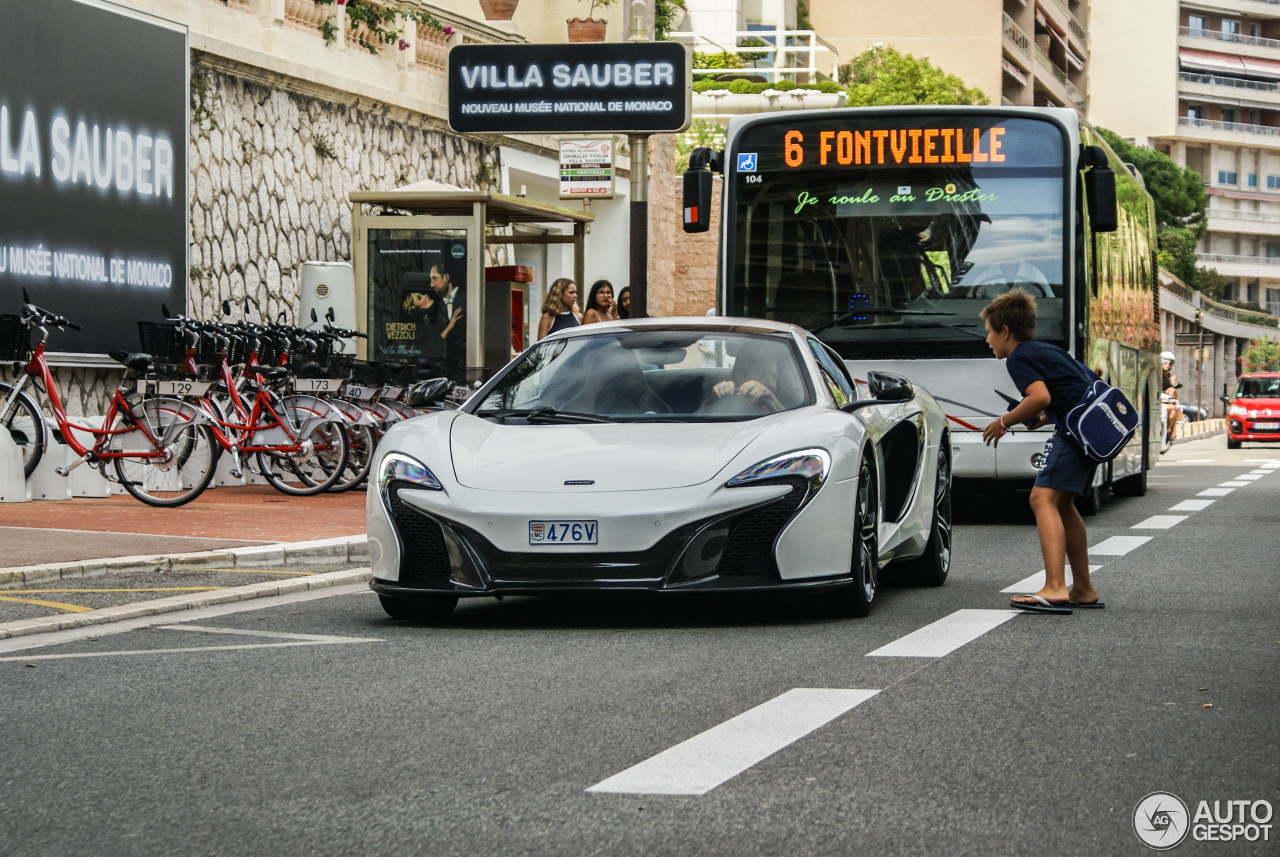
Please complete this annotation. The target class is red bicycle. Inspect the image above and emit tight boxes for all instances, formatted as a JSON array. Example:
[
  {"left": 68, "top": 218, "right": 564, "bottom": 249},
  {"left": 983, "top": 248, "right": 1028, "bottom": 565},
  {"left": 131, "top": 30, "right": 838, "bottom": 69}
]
[{"left": 0, "top": 291, "right": 217, "bottom": 507}]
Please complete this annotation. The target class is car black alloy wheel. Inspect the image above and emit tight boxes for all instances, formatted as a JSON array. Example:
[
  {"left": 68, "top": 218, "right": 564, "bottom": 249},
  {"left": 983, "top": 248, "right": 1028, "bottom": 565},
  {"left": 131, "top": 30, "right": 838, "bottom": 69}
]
[
  {"left": 904, "top": 445, "right": 951, "bottom": 586},
  {"left": 832, "top": 457, "right": 879, "bottom": 618},
  {"left": 378, "top": 593, "right": 458, "bottom": 621}
]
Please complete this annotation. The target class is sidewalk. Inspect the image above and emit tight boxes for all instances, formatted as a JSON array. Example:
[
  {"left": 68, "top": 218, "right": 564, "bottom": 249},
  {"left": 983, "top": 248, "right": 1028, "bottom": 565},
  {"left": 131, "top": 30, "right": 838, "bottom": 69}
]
[{"left": 0, "top": 485, "right": 372, "bottom": 639}]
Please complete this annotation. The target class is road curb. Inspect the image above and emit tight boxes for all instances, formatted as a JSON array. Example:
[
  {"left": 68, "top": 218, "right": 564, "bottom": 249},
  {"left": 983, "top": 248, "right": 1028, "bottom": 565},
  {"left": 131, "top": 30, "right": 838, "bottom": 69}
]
[
  {"left": 0, "top": 566, "right": 373, "bottom": 640},
  {"left": 1171, "top": 418, "right": 1225, "bottom": 445},
  {"left": 0, "top": 534, "right": 369, "bottom": 589}
]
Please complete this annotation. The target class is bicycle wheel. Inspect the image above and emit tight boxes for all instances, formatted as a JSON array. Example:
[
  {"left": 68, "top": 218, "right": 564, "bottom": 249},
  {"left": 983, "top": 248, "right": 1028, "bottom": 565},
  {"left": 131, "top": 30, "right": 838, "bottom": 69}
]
[
  {"left": 0, "top": 382, "right": 45, "bottom": 479},
  {"left": 113, "top": 397, "right": 217, "bottom": 507},
  {"left": 326, "top": 423, "right": 375, "bottom": 492},
  {"left": 255, "top": 404, "right": 349, "bottom": 496}
]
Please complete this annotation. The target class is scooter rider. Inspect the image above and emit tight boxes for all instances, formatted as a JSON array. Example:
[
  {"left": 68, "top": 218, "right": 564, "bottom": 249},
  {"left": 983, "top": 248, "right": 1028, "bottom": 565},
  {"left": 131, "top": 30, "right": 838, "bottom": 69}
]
[{"left": 1161, "top": 351, "right": 1181, "bottom": 442}]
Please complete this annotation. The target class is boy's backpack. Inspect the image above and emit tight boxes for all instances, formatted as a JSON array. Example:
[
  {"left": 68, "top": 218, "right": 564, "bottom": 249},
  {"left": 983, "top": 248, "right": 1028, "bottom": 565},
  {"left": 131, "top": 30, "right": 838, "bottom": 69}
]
[{"left": 1064, "top": 366, "right": 1139, "bottom": 463}]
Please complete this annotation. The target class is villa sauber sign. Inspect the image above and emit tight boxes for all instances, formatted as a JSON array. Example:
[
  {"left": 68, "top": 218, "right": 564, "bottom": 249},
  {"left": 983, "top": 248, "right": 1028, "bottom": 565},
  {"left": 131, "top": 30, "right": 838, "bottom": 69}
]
[{"left": 448, "top": 42, "right": 691, "bottom": 135}]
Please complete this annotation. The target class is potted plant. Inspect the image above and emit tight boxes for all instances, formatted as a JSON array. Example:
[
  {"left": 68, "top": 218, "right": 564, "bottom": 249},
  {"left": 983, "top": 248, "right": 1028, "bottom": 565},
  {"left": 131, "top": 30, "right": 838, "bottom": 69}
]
[
  {"left": 479, "top": 0, "right": 518, "bottom": 21},
  {"left": 568, "top": 0, "right": 612, "bottom": 42}
]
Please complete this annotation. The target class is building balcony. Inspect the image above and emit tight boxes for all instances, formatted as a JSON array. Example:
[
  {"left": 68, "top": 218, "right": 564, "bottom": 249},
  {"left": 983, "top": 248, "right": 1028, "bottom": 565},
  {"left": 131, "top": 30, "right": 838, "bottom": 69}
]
[
  {"left": 1003, "top": 12, "right": 1032, "bottom": 70},
  {"left": 692, "top": 89, "right": 846, "bottom": 124},
  {"left": 1179, "top": 71, "right": 1280, "bottom": 108},
  {"left": 1178, "top": 114, "right": 1280, "bottom": 144},
  {"left": 1181, "top": 0, "right": 1280, "bottom": 20},
  {"left": 1179, "top": 26, "right": 1280, "bottom": 62},
  {"left": 1040, "top": 0, "right": 1088, "bottom": 55},
  {"left": 1209, "top": 207, "right": 1280, "bottom": 236},
  {"left": 1198, "top": 251, "right": 1280, "bottom": 279},
  {"left": 671, "top": 29, "right": 840, "bottom": 84}
]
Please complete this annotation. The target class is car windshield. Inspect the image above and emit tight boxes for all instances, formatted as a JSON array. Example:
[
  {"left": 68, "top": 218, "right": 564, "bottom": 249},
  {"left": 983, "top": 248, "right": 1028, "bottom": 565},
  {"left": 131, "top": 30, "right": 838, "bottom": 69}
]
[
  {"left": 471, "top": 329, "right": 813, "bottom": 422},
  {"left": 1234, "top": 377, "right": 1280, "bottom": 398}
]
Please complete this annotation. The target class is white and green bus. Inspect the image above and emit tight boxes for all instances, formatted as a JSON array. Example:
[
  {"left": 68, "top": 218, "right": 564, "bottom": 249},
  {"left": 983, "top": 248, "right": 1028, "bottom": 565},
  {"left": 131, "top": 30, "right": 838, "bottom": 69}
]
[{"left": 683, "top": 106, "right": 1161, "bottom": 508}]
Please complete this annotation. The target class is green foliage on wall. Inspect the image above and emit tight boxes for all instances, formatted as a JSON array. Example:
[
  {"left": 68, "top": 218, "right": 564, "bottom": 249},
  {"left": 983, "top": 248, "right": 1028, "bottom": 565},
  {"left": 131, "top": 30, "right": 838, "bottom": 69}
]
[{"left": 838, "top": 45, "right": 989, "bottom": 107}]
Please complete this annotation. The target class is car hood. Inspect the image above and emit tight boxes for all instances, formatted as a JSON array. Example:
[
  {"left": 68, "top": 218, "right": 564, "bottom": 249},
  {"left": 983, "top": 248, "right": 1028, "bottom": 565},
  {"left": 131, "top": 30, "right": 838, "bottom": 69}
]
[
  {"left": 449, "top": 414, "right": 777, "bottom": 491},
  {"left": 1234, "top": 398, "right": 1280, "bottom": 413}
]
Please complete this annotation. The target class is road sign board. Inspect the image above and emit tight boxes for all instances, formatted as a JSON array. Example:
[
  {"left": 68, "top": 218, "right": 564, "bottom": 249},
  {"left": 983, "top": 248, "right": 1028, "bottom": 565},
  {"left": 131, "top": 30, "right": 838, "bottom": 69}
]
[{"left": 1174, "top": 332, "right": 1203, "bottom": 346}]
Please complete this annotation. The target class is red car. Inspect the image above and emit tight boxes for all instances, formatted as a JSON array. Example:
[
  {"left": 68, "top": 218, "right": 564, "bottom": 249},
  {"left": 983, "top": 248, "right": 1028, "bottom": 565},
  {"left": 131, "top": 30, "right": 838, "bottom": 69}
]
[{"left": 1225, "top": 373, "right": 1280, "bottom": 449}]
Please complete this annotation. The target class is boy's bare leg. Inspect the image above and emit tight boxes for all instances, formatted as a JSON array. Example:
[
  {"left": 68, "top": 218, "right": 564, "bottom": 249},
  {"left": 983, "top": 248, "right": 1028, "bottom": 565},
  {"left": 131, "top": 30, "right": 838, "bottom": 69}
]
[
  {"left": 1057, "top": 492, "right": 1099, "bottom": 604},
  {"left": 1023, "top": 486, "right": 1071, "bottom": 604}
]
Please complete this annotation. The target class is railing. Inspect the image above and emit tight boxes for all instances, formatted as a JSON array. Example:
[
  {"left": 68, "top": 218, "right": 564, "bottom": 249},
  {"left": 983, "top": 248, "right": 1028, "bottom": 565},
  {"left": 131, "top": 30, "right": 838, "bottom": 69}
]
[
  {"left": 1180, "top": 25, "right": 1280, "bottom": 51},
  {"left": 1210, "top": 208, "right": 1280, "bottom": 223},
  {"left": 1199, "top": 252, "right": 1280, "bottom": 267},
  {"left": 1044, "top": 0, "right": 1087, "bottom": 45},
  {"left": 1165, "top": 269, "right": 1280, "bottom": 327},
  {"left": 1179, "top": 70, "right": 1280, "bottom": 93},
  {"left": 1067, "top": 79, "right": 1086, "bottom": 108},
  {"left": 1035, "top": 45, "right": 1067, "bottom": 84},
  {"left": 1003, "top": 12, "right": 1030, "bottom": 57},
  {"left": 1180, "top": 115, "right": 1280, "bottom": 136},
  {"left": 671, "top": 29, "right": 840, "bottom": 82},
  {"left": 1001, "top": 95, "right": 1016, "bottom": 105}
]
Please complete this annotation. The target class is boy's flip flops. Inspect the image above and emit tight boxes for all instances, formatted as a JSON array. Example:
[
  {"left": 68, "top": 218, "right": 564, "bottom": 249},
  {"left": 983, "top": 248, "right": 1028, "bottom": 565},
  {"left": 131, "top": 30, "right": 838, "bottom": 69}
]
[
  {"left": 1068, "top": 599, "right": 1106, "bottom": 609},
  {"left": 1010, "top": 594, "right": 1073, "bottom": 614}
]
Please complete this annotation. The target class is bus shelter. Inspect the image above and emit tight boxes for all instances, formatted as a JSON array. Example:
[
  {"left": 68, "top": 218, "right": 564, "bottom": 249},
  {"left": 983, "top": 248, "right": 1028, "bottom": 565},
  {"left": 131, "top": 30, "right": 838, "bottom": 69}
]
[{"left": 349, "top": 182, "right": 594, "bottom": 382}]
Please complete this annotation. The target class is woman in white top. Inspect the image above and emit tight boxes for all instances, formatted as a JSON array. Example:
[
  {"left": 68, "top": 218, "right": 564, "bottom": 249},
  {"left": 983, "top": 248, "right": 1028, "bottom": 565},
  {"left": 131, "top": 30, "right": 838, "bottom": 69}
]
[{"left": 537, "top": 278, "right": 582, "bottom": 340}]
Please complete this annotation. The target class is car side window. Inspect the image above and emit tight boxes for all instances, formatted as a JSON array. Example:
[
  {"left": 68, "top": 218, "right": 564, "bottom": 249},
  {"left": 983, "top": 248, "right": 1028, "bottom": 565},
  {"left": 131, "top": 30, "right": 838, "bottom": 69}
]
[{"left": 807, "top": 338, "right": 857, "bottom": 405}]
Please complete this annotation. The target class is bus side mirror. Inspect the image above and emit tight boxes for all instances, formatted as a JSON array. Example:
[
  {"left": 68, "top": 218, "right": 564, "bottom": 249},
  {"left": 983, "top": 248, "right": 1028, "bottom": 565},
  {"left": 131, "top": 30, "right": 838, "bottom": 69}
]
[
  {"left": 682, "top": 147, "right": 723, "bottom": 234},
  {"left": 1081, "top": 145, "right": 1118, "bottom": 233}
]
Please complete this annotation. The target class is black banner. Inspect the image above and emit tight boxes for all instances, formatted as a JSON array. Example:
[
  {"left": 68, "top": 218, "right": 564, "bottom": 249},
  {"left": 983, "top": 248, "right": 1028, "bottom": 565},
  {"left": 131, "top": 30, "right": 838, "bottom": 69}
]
[
  {"left": 0, "top": 0, "right": 188, "bottom": 355},
  {"left": 448, "top": 42, "right": 690, "bottom": 135}
]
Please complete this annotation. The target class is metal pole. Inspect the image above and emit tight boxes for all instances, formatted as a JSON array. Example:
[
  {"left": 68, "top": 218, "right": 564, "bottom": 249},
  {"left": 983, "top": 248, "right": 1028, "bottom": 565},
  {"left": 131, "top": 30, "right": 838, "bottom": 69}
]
[{"left": 629, "top": 134, "right": 649, "bottom": 318}]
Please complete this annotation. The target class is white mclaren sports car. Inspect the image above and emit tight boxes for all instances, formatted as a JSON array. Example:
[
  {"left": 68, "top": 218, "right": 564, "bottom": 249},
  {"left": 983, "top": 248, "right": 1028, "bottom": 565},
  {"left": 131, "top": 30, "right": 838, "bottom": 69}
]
[{"left": 367, "top": 318, "right": 952, "bottom": 620}]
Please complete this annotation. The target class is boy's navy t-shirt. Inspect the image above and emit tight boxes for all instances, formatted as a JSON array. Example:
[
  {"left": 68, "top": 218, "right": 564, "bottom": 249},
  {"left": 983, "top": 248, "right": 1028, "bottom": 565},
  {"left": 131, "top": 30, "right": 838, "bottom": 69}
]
[{"left": 1004, "top": 339, "right": 1089, "bottom": 422}]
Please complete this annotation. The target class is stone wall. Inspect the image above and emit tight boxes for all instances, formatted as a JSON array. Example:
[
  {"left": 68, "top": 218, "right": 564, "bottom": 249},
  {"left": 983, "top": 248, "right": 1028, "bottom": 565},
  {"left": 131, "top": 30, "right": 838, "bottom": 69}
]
[{"left": 648, "top": 139, "right": 720, "bottom": 318}]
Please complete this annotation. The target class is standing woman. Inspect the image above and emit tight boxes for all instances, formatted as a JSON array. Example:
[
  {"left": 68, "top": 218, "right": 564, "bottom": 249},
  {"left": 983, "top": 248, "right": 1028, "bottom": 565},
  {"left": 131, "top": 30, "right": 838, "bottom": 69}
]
[
  {"left": 537, "top": 278, "right": 582, "bottom": 340},
  {"left": 582, "top": 279, "right": 619, "bottom": 324},
  {"left": 616, "top": 286, "right": 632, "bottom": 319}
]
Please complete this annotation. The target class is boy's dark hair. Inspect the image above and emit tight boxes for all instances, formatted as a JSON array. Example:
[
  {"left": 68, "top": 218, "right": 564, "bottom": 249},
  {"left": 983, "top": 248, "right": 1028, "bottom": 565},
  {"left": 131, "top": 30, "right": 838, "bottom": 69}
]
[{"left": 980, "top": 289, "right": 1037, "bottom": 341}]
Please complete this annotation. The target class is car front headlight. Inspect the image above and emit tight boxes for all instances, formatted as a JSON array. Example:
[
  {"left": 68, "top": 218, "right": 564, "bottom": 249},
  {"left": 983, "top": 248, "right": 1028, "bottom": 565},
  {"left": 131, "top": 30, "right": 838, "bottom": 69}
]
[
  {"left": 727, "top": 448, "right": 831, "bottom": 489},
  {"left": 1228, "top": 404, "right": 1247, "bottom": 418},
  {"left": 377, "top": 452, "right": 443, "bottom": 491}
]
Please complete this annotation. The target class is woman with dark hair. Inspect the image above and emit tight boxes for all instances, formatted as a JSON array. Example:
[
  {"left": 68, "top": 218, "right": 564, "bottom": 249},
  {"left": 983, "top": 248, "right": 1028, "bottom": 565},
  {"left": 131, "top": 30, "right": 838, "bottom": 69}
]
[
  {"left": 582, "top": 279, "right": 619, "bottom": 324},
  {"left": 616, "top": 285, "right": 631, "bottom": 320}
]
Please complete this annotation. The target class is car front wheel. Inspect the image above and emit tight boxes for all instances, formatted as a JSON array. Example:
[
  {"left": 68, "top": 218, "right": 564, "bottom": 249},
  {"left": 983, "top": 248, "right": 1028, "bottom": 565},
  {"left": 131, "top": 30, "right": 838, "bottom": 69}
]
[
  {"left": 830, "top": 458, "right": 879, "bottom": 618},
  {"left": 902, "top": 446, "right": 951, "bottom": 586}
]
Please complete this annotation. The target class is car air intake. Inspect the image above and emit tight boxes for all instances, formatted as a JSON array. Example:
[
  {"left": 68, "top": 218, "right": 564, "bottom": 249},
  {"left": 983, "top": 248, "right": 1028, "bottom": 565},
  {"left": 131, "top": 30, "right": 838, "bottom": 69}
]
[{"left": 386, "top": 481, "right": 452, "bottom": 584}]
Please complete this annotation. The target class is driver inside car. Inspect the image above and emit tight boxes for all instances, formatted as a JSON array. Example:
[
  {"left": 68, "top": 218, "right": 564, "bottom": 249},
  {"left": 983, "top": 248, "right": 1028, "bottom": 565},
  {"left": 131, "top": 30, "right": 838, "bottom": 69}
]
[{"left": 712, "top": 349, "right": 785, "bottom": 413}]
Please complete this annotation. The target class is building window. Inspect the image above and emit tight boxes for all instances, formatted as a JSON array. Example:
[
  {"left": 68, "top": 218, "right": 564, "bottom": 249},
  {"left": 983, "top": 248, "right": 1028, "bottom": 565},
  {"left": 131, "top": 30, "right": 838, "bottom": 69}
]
[
  {"left": 1219, "top": 170, "right": 1238, "bottom": 185},
  {"left": 1250, "top": 109, "right": 1262, "bottom": 125},
  {"left": 1223, "top": 19, "right": 1241, "bottom": 41},
  {"left": 1265, "top": 241, "right": 1280, "bottom": 258},
  {"left": 1188, "top": 15, "right": 1206, "bottom": 33},
  {"left": 1267, "top": 175, "right": 1280, "bottom": 189},
  {"left": 1249, "top": 173, "right": 1258, "bottom": 187},
  {"left": 1187, "top": 105, "right": 1201, "bottom": 120},
  {"left": 1251, "top": 23, "right": 1262, "bottom": 39},
  {"left": 1222, "top": 108, "right": 1237, "bottom": 124}
]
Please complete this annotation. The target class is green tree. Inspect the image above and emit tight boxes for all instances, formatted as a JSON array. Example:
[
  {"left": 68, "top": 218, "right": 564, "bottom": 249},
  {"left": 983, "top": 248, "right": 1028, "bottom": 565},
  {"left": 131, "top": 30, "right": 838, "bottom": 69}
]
[
  {"left": 1096, "top": 128, "right": 1207, "bottom": 238},
  {"left": 1243, "top": 336, "right": 1280, "bottom": 372},
  {"left": 838, "top": 45, "right": 989, "bottom": 106},
  {"left": 1156, "top": 226, "right": 1200, "bottom": 286}
]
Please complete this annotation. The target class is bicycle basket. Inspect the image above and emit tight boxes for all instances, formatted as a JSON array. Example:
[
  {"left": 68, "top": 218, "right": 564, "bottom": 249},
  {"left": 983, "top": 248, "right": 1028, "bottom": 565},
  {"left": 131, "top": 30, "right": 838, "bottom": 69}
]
[
  {"left": 0, "top": 315, "right": 30, "bottom": 362},
  {"left": 137, "top": 321, "right": 188, "bottom": 363}
]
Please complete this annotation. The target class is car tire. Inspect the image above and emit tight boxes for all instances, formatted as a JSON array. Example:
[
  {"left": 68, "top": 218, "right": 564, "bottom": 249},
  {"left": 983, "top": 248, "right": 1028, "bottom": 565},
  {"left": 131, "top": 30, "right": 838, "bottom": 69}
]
[
  {"left": 830, "top": 458, "right": 879, "bottom": 618},
  {"left": 901, "top": 445, "right": 951, "bottom": 587},
  {"left": 1075, "top": 481, "right": 1103, "bottom": 517},
  {"left": 1112, "top": 411, "right": 1149, "bottom": 497},
  {"left": 378, "top": 593, "right": 458, "bottom": 621},
  {"left": 1227, "top": 437, "right": 1241, "bottom": 450}
]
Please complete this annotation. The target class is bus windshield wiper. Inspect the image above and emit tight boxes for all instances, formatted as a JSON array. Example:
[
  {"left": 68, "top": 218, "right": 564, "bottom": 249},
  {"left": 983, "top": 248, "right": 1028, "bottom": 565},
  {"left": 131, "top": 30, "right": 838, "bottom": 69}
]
[
  {"left": 476, "top": 406, "right": 613, "bottom": 424},
  {"left": 810, "top": 308, "right": 957, "bottom": 334}
]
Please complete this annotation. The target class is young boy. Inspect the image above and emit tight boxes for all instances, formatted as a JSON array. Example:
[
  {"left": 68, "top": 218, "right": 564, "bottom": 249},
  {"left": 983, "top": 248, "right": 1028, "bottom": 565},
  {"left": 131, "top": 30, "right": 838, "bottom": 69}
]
[{"left": 979, "top": 290, "right": 1104, "bottom": 614}]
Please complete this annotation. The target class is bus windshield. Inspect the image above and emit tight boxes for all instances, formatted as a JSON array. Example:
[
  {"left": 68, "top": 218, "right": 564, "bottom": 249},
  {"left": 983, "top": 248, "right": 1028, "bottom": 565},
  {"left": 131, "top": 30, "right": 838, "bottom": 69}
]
[{"left": 725, "top": 114, "right": 1069, "bottom": 359}]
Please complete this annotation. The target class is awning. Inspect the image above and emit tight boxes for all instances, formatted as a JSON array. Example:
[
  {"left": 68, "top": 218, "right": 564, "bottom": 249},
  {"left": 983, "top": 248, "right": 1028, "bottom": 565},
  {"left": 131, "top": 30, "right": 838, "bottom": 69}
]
[
  {"left": 1066, "top": 47, "right": 1085, "bottom": 72},
  {"left": 1241, "top": 55, "right": 1280, "bottom": 81},
  {"left": 1035, "top": 8, "right": 1047, "bottom": 27},
  {"left": 1002, "top": 59, "right": 1028, "bottom": 86},
  {"left": 1179, "top": 48, "right": 1246, "bottom": 74}
]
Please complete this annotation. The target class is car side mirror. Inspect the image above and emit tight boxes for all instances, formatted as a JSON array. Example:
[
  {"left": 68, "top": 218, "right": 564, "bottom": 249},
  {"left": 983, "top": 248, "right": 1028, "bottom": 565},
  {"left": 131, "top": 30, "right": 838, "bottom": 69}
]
[
  {"left": 1220, "top": 395, "right": 1231, "bottom": 404},
  {"left": 222, "top": 299, "right": 231, "bottom": 317},
  {"left": 311, "top": 308, "right": 318, "bottom": 323},
  {"left": 327, "top": 307, "right": 336, "bottom": 322},
  {"left": 682, "top": 147, "right": 723, "bottom": 234},
  {"left": 867, "top": 370, "right": 914, "bottom": 402}
]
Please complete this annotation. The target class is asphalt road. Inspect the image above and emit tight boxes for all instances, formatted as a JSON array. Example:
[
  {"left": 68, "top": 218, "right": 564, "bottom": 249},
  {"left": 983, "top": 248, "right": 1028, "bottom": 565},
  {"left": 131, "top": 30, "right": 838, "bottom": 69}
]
[{"left": 1, "top": 438, "right": 1277, "bottom": 857}]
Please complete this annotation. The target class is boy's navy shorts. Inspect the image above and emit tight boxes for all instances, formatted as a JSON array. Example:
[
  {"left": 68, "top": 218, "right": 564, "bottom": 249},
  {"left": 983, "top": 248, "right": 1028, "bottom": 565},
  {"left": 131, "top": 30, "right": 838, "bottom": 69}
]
[{"left": 1034, "top": 429, "right": 1097, "bottom": 496}]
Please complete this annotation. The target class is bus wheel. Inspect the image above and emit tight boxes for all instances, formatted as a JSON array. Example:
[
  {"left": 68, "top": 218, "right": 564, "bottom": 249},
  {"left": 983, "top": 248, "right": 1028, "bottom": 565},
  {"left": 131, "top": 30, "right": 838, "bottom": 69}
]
[
  {"left": 1113, "top": 413, "right": 1149, "bottom": 497},
  {"left": 1075, "top": 482, "right": 1103, "bottom": 517}
]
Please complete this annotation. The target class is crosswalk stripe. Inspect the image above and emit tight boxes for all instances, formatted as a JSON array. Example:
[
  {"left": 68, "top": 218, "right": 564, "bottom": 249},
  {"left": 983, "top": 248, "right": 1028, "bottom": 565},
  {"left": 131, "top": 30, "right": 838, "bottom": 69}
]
[
  {"left": 1235, "top": 474, "right": 1264, "bottom": 481},
  {"left": 1001, "top": 565, "right": 1102, "bottom": 594},
  {"left": 866, "top": 609, "right": 1018, "bottom": 658},
  {"left": 1198, "top": 488, "right": 1235, "bottom": 497},
  {"left": 1089, "top": 535, "right": 1152, "bottom": 555},
  {"left": 586, "top": 688, "right": 879, "bottom": 795},
  {"left": 1169, "top": 499, "right": 1215, "bottom": 512},
  {"left": 1219, "top": 481, "right": 1250, "bottom": 487},
  {"left": 1133, "top": 515, "right": 1188, "bottom": 529}
]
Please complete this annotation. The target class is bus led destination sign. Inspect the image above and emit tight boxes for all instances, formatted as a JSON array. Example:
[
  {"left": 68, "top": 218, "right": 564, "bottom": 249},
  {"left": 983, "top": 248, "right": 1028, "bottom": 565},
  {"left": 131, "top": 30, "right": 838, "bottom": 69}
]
[
  {"left": 782, "top": 126, "right": 1007, "bottom": 168},
  {"left": 448, "top": 42, "right": 691, "bottom": 135}
]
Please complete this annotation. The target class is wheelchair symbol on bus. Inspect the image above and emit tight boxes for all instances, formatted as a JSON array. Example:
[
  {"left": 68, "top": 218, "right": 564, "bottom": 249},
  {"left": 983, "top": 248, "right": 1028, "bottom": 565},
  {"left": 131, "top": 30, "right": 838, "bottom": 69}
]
[{"left": 737, "top": 153, "right": 757, "bottom": 172}]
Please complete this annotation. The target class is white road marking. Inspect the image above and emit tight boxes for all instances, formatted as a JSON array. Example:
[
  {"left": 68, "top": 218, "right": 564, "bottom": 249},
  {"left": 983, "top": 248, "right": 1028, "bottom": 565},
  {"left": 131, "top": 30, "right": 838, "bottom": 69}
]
[
  {"left": 0, "top": 637, "right": 379, "bottom": 663},
  {"left": 1157, "top": 459, "right": 1215, "bottom": 465},
  {"left": 586, "top": 688, "right": 879, "bottom": 796},
  {"left": 1235, "top": 474, "right": 1264, "bottom": 481},
  {"left": 1132, "top": 516, "right": 1188, "bottom": 530},
  {"left": 1248, "top": 470, "right": 1272, "bottom": 476},
  {"left": 866, "top": 609, "right": 1019, "bottom": 658},
  {"left": 1198, "top": 488, "right": 1235, "bottom": 497},
  {"left": 1169, "top": 499, "right": 1215, "bottom": 512},
  {"left": 1089, "top": 536, "right": 1152, "bottom": 555},
  {"left": 157, "top": 624, "right": 366, "bottom": 644},
  {"left": 1001, "top": 565, "right": 1102, "bottom": 594},
  {"left": 0, "top": 583, "right": 372, "bottom": 656},
  {"left": 1219, "top": 481, "right": 1250, "bottom": 487}
]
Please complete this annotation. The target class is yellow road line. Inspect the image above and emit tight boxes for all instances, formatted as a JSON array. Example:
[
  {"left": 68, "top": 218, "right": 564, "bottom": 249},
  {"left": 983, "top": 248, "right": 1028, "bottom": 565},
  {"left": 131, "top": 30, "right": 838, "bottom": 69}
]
[
  {"left": 0, "top": 595, "right": 93, "bottom": 613},
  {"left": 14, "top": 588, "right": 225, "bottom": 594},
  {"left": 181, "top": 568, "right": 318, "bottom": 576}
]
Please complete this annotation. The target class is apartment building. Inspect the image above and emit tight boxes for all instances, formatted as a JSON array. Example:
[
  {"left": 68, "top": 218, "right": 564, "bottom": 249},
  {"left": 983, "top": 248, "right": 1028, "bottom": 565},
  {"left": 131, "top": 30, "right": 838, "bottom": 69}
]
[
  {"left": 805, "top": 0, "right": 1089, "bottom": 113},
  {"left": 1092, "top": 0, "right": 1280, "bottom": 315}
]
